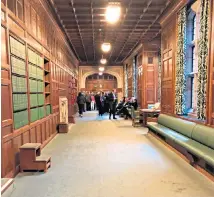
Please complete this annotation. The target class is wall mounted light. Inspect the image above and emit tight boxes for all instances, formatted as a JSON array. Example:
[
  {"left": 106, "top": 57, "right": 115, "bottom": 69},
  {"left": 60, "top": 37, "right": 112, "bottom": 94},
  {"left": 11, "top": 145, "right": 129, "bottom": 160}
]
[
  {"left": 101, "top": 43, "right": 111, "bottom": 53},
  {"left": 105, "top": 2, "right": 121, "bottom": 24}
]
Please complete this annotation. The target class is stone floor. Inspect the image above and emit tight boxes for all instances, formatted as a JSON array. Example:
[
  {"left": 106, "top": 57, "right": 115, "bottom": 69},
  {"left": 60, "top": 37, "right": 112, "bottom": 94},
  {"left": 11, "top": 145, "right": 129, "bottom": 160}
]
[{"left": 10, "top": 111, "right": 214, "bottom": 197}]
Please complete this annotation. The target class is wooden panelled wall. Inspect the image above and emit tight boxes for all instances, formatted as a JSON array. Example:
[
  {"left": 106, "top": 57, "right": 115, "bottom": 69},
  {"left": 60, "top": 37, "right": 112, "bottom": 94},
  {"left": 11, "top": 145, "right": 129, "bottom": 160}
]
[
  {"left": 160, "top": 0, "right": 214, "bottom": 127},
  {"left": 137, "top": 54, "right": 143, "bottom": 106},
  {"left": 137, "top": 44, "right": 159, "bottom": 108},
  {"left": 127, "top": 60, "right": 133, "bottom": 97},
  {"left": 142, "top": 50, "right": 159, "bottom": 108},
  {"left": 125, "top": 43, "right": 159, "bottom": 108},
  {"left": 86, "top": 79, "right": 117, "bottom": 92},
  {"left": 1, "top": 0, "right": 78, "bottom": 178},
  {"left": 161, "top": 17, "right": 176, "bottom": 114}
]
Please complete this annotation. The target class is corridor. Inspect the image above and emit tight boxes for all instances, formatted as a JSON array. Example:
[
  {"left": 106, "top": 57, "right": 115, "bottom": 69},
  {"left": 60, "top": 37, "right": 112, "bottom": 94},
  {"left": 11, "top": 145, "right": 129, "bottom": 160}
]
[{"left": 10, "top": 112, "right": 214, "bottom": 197}]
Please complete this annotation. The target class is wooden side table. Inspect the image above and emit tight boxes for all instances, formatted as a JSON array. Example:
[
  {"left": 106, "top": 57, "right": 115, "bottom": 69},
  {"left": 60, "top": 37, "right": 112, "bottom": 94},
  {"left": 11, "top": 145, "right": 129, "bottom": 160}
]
[{"left": 140, "top": 109, "right": 161, "bottom": 127}]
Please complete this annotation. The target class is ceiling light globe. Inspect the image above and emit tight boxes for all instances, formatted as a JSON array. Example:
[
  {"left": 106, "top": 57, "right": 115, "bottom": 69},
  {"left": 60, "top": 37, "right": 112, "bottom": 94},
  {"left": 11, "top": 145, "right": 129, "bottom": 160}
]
[
  {"left": 105, "top": 3, "right": 121, "bottom": 24},
  {"left": 101, "top": 43, "right": 111, "bottom": 53},
  {"left": 99, "top": 67, "right": 105, "bottom": 72},
  {"left": 100, "top": 58, "right": 107, "bottom": 64}
]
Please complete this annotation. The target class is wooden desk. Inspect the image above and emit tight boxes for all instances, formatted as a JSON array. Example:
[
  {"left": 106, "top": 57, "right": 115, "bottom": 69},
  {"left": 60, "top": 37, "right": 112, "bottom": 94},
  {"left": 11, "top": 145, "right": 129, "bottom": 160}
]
[{"left": 140, "top": 109, "right": 161, "bottom": 127}]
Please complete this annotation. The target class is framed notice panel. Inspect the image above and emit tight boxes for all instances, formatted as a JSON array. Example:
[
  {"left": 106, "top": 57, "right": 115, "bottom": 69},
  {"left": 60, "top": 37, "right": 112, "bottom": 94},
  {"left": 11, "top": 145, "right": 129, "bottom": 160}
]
[{"left": 59, "top": 97, "right": 68, "bottom": 124}]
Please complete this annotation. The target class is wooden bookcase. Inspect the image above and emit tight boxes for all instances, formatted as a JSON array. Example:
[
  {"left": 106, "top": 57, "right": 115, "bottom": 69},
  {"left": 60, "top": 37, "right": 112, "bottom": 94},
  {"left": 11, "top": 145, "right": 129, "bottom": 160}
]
[
  {"left": 44, "top": 58, "right": 52, "bottom": 116},
  {"left": 10, "top": 36, "right": 29, "bottom": 129},
  {"left": 1, "top": 0, "right": 78, "bottom": 178},
  {"left": 28, "top": 47, "right": 45, "bottom": 123},
  {"left": 10, "top": 37, "right": 52, "bottom": 127}
]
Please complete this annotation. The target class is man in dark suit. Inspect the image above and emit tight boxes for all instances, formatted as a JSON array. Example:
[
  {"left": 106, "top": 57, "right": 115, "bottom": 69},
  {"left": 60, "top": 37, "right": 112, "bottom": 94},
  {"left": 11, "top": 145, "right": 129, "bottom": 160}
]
[
  {"left": 108, "top": 90, "right": 117, "bottom": 120},
  {"left": 95, "top": 92, "right": 101, "bottom": 110}
]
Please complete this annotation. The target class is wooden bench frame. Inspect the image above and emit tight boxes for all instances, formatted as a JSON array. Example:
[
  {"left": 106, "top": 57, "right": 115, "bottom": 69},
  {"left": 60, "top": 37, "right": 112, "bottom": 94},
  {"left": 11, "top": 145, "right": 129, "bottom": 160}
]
[{"left": 148, "top": 129, "right": 214, "bottom": 182}]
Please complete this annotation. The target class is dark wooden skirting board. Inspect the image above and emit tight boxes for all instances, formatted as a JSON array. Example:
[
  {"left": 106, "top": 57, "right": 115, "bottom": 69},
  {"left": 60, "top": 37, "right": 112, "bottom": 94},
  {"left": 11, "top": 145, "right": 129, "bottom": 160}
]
[
  {"left": 1, "top": 178, "right": 14, "bottom": 195},
  {"left": 148, "top": 131, "right": 214, "bottom": 182}
]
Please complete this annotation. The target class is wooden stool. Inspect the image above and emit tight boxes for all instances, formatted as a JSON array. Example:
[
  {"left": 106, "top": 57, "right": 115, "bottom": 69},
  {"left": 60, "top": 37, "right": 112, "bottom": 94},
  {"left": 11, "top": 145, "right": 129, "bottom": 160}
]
[
  {"left": 20, "top": 143, "right": 51, "bottom": 173},
  {"left": 58, "top": 123, "right": 69, "bottom": 133},
  {"left": 35, "top": 155, "right": 51, "bottom": 172}
]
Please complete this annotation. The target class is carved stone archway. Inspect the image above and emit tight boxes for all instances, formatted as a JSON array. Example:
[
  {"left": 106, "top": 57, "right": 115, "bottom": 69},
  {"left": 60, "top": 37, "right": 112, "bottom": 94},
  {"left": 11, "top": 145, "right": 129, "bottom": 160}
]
[{"left": 79, "top": 66, "right": 124, "bottom": 99}]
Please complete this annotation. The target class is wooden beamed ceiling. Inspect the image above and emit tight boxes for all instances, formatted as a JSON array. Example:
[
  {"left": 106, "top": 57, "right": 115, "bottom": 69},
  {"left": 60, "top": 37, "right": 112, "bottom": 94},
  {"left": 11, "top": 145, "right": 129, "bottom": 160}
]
[{"left": 51, "top": 0, "right": 174, "bottom": 65}]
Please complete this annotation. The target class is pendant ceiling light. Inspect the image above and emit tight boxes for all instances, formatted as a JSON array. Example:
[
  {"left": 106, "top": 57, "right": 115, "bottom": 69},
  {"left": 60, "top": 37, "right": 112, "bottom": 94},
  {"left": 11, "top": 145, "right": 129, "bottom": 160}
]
[
  {"left": 101, "top": 43, "right": 111, "bottom": 53},
  {"left": 99, "top": 66, "right": 105, "bottom": 72},
  {"left": 99, "top": 72, "right": 103, "bottom": 76},
  {"left": 100, "top": 58, "right": 107, "bottom": 64},
  {"left": 105, "top": 2, "right": 121, "bottom": 24}
]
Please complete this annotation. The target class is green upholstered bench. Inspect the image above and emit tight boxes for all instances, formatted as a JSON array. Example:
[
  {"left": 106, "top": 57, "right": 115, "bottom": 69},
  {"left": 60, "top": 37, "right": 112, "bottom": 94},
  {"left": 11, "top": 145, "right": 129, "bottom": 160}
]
[{"left": 147, "top": 114, "right": 214, "bottom": 169}]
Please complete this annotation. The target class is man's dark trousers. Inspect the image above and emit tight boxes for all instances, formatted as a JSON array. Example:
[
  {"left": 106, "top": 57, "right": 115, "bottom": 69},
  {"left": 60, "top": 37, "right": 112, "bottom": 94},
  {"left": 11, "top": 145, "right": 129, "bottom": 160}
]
[{"left": 109, "top": 101, "right": 116, "bottom": 119}]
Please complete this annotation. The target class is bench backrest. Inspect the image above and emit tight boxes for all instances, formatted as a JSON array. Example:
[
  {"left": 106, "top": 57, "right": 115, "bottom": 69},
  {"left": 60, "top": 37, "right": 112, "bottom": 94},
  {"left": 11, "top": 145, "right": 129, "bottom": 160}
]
[
  {"left": 157, "top": 114, "right": 196, "bottom": 138},
  {"left": 192, "top": 124, "right": 214, "bottom": 149}
]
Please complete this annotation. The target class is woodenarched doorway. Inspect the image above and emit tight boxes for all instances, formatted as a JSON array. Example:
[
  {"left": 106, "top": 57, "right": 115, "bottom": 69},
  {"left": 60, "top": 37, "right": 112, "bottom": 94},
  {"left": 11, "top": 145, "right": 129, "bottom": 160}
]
[{"left": 85, "top": 73, "right": 117, "bottom": 92}]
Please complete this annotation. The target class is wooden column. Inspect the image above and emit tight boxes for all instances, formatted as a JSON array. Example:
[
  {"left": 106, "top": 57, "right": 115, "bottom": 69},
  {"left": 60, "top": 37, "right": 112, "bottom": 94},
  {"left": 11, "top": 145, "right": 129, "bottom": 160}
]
[
  {"left": 137, "top": 41, "right": 159, "bottom": 109},
  {"left": 208, "top": 0, "right": 214, "bottom": 126}
]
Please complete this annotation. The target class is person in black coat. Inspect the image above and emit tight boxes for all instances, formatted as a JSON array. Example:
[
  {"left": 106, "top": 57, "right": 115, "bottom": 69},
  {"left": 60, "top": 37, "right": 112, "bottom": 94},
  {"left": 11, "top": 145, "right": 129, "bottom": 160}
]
[
  {"left": 108, "top": 90, "right": 117, "bottom": 120},
  {"left": 99, "top": 92, "right": 105, "bottom": 116},
  {"left": 103, "top": 92, "right": 109, "bottom": 114},
  {"left": 85, "top": 92, "right": 91, "bottom": 111},
  {"left": 77, "top": 92, "right": 86, "bottom": 117},
  {"left": 95, "top": 92, "right": 101, "bottom": 111},
  {"left": 116, "top": 99, "right": 125, "bottom": 114},
  {"left": 131, "top": 98, "right": 138, "bottom": 110},
  {"left": 117, "top": 98, "right": 132, "bottom": 119}
]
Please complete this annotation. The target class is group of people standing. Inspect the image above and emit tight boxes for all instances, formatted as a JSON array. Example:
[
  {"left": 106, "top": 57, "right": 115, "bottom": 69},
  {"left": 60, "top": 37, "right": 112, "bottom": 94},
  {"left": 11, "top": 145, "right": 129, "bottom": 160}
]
[{"left": 77, "top": 90, "right": 118, "bottom": 119}]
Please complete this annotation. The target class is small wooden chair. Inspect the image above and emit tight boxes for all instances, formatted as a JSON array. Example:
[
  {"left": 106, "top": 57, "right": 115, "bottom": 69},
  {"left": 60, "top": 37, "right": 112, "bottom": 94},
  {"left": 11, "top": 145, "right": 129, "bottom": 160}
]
[{"left": 131, "top": 106, "right": 142, "bottom": 127}]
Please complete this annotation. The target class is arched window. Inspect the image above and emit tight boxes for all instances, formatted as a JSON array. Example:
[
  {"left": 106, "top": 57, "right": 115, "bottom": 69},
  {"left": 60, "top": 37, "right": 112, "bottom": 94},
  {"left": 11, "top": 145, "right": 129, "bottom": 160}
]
[
  {"left": 192, "top": 45, "right": 196, "bottom": 71},
  {"left": 186, "top": 8, "right": 198, "bottom": 117},
  {"left": 192, "top": 15, "right": 196, "bottom": 41},
  {"left": 191, "top": 46, "right": 196, "bottom": 109}
]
